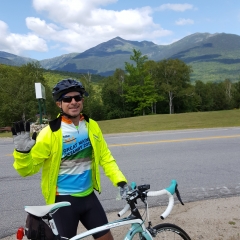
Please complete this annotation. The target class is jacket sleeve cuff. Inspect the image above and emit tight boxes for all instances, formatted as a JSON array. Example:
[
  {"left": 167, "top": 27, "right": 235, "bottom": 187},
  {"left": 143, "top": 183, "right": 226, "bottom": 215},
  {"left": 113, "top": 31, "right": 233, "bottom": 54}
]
[
  {"left": 15, "top": 149, "right": 31, "bottom": 153},
  {"left": 117, "top": 181, "right": 127, "bottom": 188}
]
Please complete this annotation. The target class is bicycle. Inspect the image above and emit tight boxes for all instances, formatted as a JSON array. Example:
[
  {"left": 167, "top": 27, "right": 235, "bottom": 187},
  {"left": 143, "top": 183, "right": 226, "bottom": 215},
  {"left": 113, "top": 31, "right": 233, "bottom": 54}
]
[{"left": 16, "top": 179, "right": 191, "bottom": 240}]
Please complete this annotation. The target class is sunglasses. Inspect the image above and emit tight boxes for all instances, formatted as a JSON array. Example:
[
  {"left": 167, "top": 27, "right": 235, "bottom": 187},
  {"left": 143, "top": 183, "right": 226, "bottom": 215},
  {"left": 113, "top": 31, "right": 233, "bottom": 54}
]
[{"left": 61, "top": 95, "right": 82, "bottom": 103}]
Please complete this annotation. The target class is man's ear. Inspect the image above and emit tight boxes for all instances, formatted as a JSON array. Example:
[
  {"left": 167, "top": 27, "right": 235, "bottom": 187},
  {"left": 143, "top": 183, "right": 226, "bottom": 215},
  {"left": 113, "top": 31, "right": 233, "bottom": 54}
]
[{"left": 56, "top": 101, "right": 61, "bottom": 108}]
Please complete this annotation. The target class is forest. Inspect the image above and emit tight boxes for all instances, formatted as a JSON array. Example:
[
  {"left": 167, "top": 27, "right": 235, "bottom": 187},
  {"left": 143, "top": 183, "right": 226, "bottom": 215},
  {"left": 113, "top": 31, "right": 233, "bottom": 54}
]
[{"left": 0, "top": 49, "right": 240, "bottom": 126}]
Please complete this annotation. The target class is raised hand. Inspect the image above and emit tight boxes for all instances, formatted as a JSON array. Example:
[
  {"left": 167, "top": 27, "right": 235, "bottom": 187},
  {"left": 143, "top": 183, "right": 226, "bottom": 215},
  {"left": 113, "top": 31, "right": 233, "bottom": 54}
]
[{"left": 11, "top": 121, "right": 37, "bottom": 153}]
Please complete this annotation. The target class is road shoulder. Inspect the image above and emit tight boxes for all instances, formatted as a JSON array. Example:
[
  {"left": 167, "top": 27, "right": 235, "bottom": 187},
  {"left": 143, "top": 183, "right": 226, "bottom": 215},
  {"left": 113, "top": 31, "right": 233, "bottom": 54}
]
[{"left": 2, "top": 196, "right": 240, "bottom": 240}]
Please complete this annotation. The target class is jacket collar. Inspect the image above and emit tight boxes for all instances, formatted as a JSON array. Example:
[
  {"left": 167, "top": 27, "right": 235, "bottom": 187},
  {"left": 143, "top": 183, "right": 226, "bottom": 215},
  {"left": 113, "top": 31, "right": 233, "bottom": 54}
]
[{"left": 49, "top": 113, "right": 89, "bottom": 132}]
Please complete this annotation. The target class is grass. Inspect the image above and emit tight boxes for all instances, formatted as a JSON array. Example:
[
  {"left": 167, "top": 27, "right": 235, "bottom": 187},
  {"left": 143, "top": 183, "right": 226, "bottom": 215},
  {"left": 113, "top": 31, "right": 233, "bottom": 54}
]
[
  {"left": 1, "top": 109, "right": 240, "bottom": 138},
  {"left": 0, "top": 131, "right": 12, "bottom": 138},
  {"left": 97, "top": 109, "right": 240, "bottom": 134}
]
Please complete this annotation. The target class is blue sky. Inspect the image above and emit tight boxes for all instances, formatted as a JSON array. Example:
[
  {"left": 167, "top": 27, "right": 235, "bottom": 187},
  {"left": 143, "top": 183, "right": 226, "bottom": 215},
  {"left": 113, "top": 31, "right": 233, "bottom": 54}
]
[{"left": 0, "top": 0, "right": 240, "bottom": 60}]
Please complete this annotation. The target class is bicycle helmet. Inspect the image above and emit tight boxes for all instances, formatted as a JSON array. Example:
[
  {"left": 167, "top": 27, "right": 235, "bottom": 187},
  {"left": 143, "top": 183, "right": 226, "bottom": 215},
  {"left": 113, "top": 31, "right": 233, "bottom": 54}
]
[{"left": 52, "top": 78, "right": 88, "bottom": 101}]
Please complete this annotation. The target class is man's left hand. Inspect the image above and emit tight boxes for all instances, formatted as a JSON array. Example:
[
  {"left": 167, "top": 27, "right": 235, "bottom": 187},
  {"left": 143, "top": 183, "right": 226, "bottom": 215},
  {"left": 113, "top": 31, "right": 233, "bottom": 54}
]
[{"left": 11, "top": 121, "right": 37, "bottom": 153}]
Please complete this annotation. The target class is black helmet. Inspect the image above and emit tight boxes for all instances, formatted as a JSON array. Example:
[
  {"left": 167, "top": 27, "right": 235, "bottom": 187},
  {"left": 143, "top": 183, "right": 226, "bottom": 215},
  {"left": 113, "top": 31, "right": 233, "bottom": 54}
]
[{"left": 52, "top": 78, "right": 88, "bottom": 101}]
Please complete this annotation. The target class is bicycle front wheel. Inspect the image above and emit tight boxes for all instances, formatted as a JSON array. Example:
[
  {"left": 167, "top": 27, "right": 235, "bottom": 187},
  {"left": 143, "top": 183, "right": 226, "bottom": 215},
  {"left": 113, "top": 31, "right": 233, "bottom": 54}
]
[{"left": 151, "top": 223, "right": 191, "bottom": 240}]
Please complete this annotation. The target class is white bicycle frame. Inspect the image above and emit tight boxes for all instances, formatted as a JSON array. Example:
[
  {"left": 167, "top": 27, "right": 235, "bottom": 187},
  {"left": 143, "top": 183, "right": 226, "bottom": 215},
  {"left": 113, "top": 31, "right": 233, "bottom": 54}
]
[
  {"left": 69, "top": 189, "right": 174, "bottom": 240},
  {"left": 23, "top": 180, "right": 181, "bottom": 240},
  {"left": 43, "top": 198, "right": 154, "bottom": 240},
  {"left": 70, "top": 217, "right": 153, "bottom": 240}
]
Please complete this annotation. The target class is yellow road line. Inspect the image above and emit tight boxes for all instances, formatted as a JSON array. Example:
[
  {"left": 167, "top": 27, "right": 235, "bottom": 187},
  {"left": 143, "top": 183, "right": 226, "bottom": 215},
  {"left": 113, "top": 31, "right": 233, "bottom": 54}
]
[
  {"left": 108, "top": 134, "right": 240, "bottom": 147},
  {"left": 5, "top": 135, "right": 240, "bottom": 154}
]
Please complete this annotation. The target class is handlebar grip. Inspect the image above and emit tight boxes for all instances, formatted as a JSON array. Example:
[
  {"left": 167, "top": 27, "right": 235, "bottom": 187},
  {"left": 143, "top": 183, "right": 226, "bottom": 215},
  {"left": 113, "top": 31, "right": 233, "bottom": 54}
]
[
  {"left": 147, "top": 190, "right": 174, "bottom": 219},
  {"left": 118, "top": 204, "right": 130, "bottom": 217},
  {"left": 160, "top": 193, "right": 174, "bottom": 219},
  {"left": 147, "top": 189, "right": 166, "bottom": 197},
  {"left": 147, "top": 179, "right": 177, "bottom": 220}
]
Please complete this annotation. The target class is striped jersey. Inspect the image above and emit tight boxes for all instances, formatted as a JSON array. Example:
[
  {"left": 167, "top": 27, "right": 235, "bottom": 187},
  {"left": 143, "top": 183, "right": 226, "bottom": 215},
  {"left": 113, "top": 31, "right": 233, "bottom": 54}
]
[{"left": 56, "top": 115, "right": 93, "bottom": 196}]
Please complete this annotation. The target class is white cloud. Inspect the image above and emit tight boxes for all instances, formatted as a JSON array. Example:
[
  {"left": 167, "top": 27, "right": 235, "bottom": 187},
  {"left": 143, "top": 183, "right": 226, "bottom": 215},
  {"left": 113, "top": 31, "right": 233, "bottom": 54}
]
[
  {"left": 0, "top": 0, "right": 175, "bottom": 58},
  {"left": 0, "top": 20, "right": 47, "bottom": 56},
  {"left": 33, "top": 0, "right": 119, "bottom": 25},
  {"left": 27, "top": 0, "right": 173, "bottom": 53},
  {"left": 26, "top": 17, "right": 59, "bottom": 36},
  {"left": 156, "top": 3, "right": 194, "bottom": 12},
  {"left": 175, "top": 18, "right": 194, "bottom": 26},
  {"left": 0, "top": 20, "right": 8, "bottom": 32}
]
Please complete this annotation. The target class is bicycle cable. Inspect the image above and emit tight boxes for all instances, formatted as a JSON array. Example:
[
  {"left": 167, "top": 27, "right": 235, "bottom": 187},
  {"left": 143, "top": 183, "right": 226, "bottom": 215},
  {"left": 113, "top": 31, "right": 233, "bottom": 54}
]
[{"left": 139, "top": 200, "right": 148, "bottom": 227}]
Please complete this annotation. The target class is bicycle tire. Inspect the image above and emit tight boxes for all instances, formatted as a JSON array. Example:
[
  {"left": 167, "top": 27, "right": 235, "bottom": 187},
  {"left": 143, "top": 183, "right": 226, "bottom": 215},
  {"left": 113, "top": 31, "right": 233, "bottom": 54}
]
[{"left": 151, "top": 223, "right": 191, "bottom": 240}]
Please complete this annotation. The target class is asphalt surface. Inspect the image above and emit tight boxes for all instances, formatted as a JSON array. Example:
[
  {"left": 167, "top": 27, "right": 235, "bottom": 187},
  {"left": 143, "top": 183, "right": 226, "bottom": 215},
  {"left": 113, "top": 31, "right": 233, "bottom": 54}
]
[{"left": 1, "top": 127, "right": 240, "bottom": 238}]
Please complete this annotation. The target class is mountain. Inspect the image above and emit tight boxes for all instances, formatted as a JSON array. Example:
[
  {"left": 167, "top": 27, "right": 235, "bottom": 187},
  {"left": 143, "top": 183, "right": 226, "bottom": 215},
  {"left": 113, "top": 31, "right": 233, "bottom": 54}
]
[
  {"left": 163, "top": 33, "right": 240, "bottom": 82},
  {"left": 1, "top": 33, "right": 240, "bottom": 82},
  {"left": 40, "top": 36, "right": 162, "bottom": 76},
  {"left": 0, "top": 51, "right": 36, "bottom": 66},
  {"left": 39, "top": 52, "right": 79, "bottom": 70}
]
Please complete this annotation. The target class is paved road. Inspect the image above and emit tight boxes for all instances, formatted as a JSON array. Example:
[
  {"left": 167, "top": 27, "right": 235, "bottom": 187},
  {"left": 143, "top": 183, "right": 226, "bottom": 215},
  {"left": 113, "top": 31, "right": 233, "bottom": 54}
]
[{"left": 1, "top": 127, "right": 240, "bottom": 238}]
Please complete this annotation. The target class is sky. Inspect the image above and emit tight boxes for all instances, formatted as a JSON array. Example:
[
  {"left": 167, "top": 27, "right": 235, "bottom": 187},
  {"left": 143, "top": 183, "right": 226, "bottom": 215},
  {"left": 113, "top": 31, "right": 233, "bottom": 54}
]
[{"left": 1, "top": 0, "right": 240, "bottom": 60}]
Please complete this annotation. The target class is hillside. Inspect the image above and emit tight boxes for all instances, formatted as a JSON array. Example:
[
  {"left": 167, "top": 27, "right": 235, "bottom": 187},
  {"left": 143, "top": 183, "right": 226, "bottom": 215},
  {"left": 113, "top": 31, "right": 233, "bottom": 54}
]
[
  {"left": 0, "top": 51, "right": 36, "bottom": 66},
  {"left": 39, "top": 33, "right": 240, "bottom": 81},
  {"left": 44, "top": 37, "right": 162, "bottom": 76},
  {"left": 1, "top": 32, "right": 240, "bottom": 82},
  {"left": 168, "top": 33, "right": 240, "bottom": 82}
]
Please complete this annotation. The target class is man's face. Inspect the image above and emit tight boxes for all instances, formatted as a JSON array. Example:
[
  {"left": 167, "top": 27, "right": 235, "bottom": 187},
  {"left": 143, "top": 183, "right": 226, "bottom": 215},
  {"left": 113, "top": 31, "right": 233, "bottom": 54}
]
[{"left": 56, "top": 91, "right": 84, "bottom": 117}]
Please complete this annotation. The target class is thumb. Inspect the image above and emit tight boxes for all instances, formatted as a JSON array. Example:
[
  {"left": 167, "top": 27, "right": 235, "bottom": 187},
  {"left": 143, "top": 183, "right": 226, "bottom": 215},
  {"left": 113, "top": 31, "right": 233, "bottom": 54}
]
[{"left": 32, "top": 132, "right": 37, "bottom": 141}]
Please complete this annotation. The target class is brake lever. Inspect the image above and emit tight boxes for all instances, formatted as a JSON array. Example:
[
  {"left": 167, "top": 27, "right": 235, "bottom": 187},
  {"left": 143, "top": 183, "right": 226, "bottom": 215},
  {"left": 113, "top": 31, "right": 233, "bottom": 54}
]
[{"left": 175, "top": 185, "right": 184, "bottom": 205}]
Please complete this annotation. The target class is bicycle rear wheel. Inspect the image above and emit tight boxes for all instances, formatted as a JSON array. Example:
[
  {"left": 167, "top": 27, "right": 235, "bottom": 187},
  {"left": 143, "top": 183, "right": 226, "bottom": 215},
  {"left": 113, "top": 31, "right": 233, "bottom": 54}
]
[{"left": 151, "top": 223, "right": 191, "bottom": 240}]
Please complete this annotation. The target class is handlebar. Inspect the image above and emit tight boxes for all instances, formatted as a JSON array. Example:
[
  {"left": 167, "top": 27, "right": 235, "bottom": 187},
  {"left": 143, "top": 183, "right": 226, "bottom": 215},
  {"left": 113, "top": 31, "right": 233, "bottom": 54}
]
[
  {"left": 118, "top": 179, "right": 184, "bottom": 219},
  {"left": 117, "top": 204, "right": 130, "bottom": 217}
]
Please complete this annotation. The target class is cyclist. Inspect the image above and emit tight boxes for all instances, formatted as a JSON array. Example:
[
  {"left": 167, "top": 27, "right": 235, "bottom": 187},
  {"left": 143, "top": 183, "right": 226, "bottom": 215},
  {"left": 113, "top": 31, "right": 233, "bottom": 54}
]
[{"left": 12, "top": 78, "right": 129, "bottom": 240}]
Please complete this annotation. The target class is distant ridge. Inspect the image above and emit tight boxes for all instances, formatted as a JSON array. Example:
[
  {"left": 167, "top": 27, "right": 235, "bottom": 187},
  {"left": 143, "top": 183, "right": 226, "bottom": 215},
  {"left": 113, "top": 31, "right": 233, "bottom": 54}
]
[
  {"left": 0, "top": 51, "right": 36, "bottom": 66},
  {"left": 1, "top": 32, "right": 240, "bottom": 82}
]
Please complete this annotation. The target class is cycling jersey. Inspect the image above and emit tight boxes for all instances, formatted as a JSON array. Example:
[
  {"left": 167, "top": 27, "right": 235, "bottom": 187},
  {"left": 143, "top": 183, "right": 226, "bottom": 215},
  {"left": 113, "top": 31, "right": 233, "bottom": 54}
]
[{"left": 57, "top": 116, "right": 93, "bottom": 196}]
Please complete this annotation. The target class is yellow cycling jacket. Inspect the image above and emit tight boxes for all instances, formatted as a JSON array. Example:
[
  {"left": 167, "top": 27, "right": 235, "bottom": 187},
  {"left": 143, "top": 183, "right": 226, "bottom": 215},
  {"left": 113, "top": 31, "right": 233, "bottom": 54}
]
[{"left": 13, "top": 115, "right": 127, "bottom": 204}]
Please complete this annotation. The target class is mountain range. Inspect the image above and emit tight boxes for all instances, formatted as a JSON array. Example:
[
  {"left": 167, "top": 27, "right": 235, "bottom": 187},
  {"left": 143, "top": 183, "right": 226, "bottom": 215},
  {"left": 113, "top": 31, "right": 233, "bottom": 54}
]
[{"left": 1, "top": 32, "right": 240, "bottom": 82}]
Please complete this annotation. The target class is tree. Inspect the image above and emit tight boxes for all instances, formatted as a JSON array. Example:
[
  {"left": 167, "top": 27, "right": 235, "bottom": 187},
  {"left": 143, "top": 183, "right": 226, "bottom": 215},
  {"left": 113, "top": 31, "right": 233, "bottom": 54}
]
[
  {"left": 143, "top": 60, "right": 165, "bottom": 113},
  {"left": 212, "top": 80, "right": 234, "bottom": 110},
  {"left": 124, "top": 49, "right": 159, "bottom": 115},
  {"left": 0, "top": 62, "right": 55, "bottom": 125},
  {"left": 223, "top": 79, "right": 234, "bottom": 109},
  {"left": 156, "top": 59, "right": 193, "bottom": 114},
  {"left": 101, "top": 69, "right": 133, "bottom": 119},
  {"left": 194, "top": 80, "right": 214, "bottom": 111},
  {"left": 79, "top": 72, "right": 104, "bottom": 120},
  {"left": 232, "top": 79, "right": 240, "bottom": 108}
]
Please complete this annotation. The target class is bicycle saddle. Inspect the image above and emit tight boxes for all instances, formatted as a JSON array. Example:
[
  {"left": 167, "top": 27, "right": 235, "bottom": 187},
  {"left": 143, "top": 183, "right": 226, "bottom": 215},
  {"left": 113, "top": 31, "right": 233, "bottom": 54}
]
[{"left": 24, "top": 201, "right": 71, "bottom": 217}]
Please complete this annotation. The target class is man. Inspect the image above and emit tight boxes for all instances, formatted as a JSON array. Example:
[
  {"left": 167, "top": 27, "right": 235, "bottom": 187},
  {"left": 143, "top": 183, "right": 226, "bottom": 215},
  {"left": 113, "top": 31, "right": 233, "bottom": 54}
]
[{"left": 12, "top": 78, "right": 128, "bottom": 240}]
